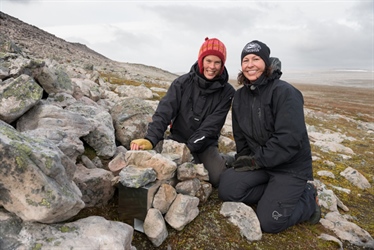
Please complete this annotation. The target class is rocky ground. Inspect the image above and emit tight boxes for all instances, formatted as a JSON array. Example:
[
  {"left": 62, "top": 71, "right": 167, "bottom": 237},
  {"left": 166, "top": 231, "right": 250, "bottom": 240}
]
[{"left": 72, "top": 83, "right": 373, "bottom": 250}]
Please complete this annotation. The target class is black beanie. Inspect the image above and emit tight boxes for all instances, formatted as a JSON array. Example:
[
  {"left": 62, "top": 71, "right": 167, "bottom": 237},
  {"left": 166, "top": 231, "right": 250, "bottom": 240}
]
[{"left": 241, "top": 40, "right": 271, "bottom": 67}]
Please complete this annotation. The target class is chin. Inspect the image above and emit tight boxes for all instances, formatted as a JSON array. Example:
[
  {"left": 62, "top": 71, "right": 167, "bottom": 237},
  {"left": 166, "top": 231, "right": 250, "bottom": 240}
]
[{"left": 204, "top": 73, "right": 218, "bottom": 79}]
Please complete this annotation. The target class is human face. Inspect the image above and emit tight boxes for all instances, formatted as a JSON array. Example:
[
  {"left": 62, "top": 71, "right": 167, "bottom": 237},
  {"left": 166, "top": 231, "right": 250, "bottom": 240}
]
[
  {"left": 241, "top": 54, "right": 265, "bottom": 82},
  {"left": 202, "top": 55, "right": 222, "bottom": 80}
]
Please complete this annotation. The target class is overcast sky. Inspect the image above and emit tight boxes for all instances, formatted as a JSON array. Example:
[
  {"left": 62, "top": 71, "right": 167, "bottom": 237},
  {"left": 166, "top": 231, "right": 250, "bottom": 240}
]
[{"left": 1, "top": 0, "right": 373, "bottom": 77}]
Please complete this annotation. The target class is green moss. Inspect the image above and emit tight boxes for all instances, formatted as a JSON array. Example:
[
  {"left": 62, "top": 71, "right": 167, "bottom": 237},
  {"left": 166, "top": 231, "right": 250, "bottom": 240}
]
[
  {"left": 98, "top": 71, "right": 168, "bottom": 101},
  {"left": 26, "top": 198, "right": 38, "bottom": 207},
  {"left": 26, "top": 193, "right": 53, "bottom": 208},
  {"left": 43, "top": 155, "right": 54, "bottom": 169},
  {"left": 45, "top": 238, "right": 55, "bottom": 243},
  {"left": 82, "top": 141, "right": 97, "bottom": 160},
  {"left": 99, "top": 72, "right": 142, "bottom": 86},
  {"left": 60, "top": 185, "right": 75, "bottom": 199},
  {"left": 54, "top": 94, "right": 66, "bottom": 102},
  {"left": 39, "top": 198, "right": 51, "bottom": 208},
  {"left": 32, "top": 243, "right": 43, "bottom": 250},
  {"left": 59, "top": 225, "right": 77, "bottom": 233},
  {"left": 15, "top": 156, "right": 28, "bottom": 169},
  {"left": 53, "top": 241, "right": 61, "bottom": 246}
]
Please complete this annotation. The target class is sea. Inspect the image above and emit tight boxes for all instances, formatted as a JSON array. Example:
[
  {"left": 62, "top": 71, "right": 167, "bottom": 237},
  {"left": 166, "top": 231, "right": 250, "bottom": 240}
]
[{"left": 281, "top": 69, "right": 373, "bottom": 89}]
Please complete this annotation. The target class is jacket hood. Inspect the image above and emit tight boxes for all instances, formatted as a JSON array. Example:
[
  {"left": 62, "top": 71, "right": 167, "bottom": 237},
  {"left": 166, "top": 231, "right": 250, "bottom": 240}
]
[{"left": 190, "top": 61, "right": 229, "bottom": 93}]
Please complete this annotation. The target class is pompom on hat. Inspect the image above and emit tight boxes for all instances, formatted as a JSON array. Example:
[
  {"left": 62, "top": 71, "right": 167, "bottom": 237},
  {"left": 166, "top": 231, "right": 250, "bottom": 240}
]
[
  {"left": 198, "top": 37, "right": 227, "bottom": 75},
  {"left": 241, "top": 40, "right": 271, "bottom": 67}
]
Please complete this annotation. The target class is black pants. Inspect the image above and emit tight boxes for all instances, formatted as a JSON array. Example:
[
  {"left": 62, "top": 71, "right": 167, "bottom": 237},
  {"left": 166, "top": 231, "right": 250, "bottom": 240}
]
[
  {"left": 218, "top": 168, "right": 316, "bottom": 233},
  {"left": 193, "top": 146, "right": 226, "bottom": 188}
]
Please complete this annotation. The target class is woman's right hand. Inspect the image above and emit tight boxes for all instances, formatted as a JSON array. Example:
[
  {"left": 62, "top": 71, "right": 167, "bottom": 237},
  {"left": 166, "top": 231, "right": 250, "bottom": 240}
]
[{"left": 130, "top": 139, "right": 153, "bottom": 150}]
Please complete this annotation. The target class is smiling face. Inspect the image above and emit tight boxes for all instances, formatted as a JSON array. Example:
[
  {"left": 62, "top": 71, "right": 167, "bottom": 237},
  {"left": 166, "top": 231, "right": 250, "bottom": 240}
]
[
  {"left": 202, "top": 55, "right": 222, "bottom": 80},
  {"left": 241, "top": 54, "right": 266, "bottom": 82}
]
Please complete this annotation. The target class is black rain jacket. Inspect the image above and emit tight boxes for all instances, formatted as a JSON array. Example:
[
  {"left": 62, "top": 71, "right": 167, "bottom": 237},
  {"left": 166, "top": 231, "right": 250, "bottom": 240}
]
[
  {"left": 232, "top": 58, "right": 313, "bottom": 180},
  {"left": 145, "top": 62, "right": 235, "bottom": 153}
]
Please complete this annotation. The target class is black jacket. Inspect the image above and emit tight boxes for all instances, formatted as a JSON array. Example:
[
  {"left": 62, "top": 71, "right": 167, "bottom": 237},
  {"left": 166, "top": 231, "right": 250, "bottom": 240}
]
[
  {"left": 145, "top": 62, "right": 235, "bottom": 153},
  {"left": 232, "top": 58, "right": 313, "bottom": 180}
]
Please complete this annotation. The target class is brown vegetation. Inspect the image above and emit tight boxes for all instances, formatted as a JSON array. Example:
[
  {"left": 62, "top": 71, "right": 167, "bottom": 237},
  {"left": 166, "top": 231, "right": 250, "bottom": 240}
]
[{"left": 294, "top": 83, "right": 373, "bottom": 123}]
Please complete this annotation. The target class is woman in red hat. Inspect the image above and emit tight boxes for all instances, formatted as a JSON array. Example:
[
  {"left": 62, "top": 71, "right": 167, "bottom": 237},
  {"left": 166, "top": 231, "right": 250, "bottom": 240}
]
[{"left": 131, "top": 37, "right": 235, "bottom": 188}]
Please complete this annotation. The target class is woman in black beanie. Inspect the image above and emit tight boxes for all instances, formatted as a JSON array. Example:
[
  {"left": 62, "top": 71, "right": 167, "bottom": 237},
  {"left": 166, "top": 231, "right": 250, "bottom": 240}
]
[{"left": 218, "top": 40, "right": 321, "bottom": 233}]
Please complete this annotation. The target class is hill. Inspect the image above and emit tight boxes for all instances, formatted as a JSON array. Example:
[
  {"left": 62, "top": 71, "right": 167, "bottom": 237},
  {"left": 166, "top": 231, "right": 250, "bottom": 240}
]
[{"left": 0, "top": 11, "right": 179, "bottom": 86}]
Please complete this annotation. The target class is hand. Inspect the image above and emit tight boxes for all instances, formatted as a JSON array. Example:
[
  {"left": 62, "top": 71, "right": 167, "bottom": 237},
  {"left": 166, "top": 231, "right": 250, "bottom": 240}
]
[
  {"left": 130, "top": 139, "right": 153, "bottom": 150},
  {"left": 232, "top": 155, "right": 261, "bottom": 172}
]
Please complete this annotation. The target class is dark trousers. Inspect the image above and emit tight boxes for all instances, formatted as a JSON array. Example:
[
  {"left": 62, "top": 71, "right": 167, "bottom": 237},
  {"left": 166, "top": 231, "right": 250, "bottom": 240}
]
[
  {"left": 218, "top": 168, "right": 316, "bottom": 233},
  {"left": 193, "top": 146, "right": 226, "bottom": 188}
]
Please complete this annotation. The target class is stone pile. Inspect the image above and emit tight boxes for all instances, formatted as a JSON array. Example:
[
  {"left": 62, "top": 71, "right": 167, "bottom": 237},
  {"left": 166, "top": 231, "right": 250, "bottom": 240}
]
[{"left": 112, "top": 139, "right": 213, "bottom": 246}]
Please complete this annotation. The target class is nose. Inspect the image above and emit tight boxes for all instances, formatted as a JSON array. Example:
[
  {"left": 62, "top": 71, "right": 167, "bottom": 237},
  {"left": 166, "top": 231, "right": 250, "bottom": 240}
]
[
  {"left": 244, "top": 60, "right": 253, "bottom": 68},
  {"left": 207, "top": 61, "right": 215, "bottom": 68}
]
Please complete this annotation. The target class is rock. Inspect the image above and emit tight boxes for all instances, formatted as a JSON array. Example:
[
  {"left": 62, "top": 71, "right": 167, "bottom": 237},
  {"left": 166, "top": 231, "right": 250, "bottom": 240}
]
[
  {"left": 111, "top": 97, "right": 154, "bottom": 148},
  {"left": 119, "top": 165, "right": 157, "bottom": 188},
  {"left": 320, "top": 212, "right": 374, "bottom": 248},
  {"left": 318, "top": 233, "right": 343, "bottom": 250},
  {"left": 175, "top": 178, "right": 201, "bottom": 196},
  {"left": 115, "top": 84, "right": 153, "bottom": 99},
  {"left": 317, "top": 170, "right": 335, "bottom": 179},
  {"left": 66, "top": 100, "right": 117, "bottom": 159},
  {"left": 108, "top": 151, "right": 127, "bottom": 174},
  {"left": 73, "top": 164, "right": 115, "bottom": 207},
  {"left": 161, "top": 139, "right": 192, "bottom": 164},
  {"left": 0, "top": 210, "right": 135, "bottom": 250},
  {"left": 220, "top": 202, "right": 262, "bottom": 241},
  {"left": 165, "top": 194, "right": 200, "bottom": 231},
  {"left": 0, "top": 121, "right": 84, "bottom": 223},
  {"left": 152, "top": 183, "right": 177, "bottom": 214},
  {"left": 0, "top": 74, "right": 43, "bottom": 123},
  {"left": 144, "top": 208, "right": 168, "bottom": 247},
  {"left": 33, "top": 65, "right": 74, "bottom": 95},
  {"left": 177, "top": 162, "right": 209, "bottom": 182},
  {"left": 340, "top": 167, "right": 371, "bottom": 189}
]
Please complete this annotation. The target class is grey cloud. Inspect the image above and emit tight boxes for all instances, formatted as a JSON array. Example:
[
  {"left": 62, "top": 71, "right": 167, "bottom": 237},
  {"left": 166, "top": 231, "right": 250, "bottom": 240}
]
[{"left": 140, "top": 4, "right": 264, "bottom": 36}]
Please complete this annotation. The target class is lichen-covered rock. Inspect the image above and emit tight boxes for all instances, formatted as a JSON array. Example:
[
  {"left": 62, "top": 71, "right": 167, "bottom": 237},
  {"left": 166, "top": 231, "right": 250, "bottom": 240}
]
[
  {"left": 0, "top": 74, "right": 42, "bottom": 123},
  {"left": 0, "top": 121, "right": 84, "bottom": 223}
]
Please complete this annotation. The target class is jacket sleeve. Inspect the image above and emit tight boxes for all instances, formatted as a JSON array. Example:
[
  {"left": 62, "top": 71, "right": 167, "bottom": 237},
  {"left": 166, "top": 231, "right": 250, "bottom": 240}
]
[
  {"left": 256, "top": 84, "right": 308, "bottom": 167},
  {"left": 232, "top": 95, "right": 252, "bottom": 158},
  {"left": 186, "top": 85, "right": 235, "bottom": 153},
  {"left": 145, "top": 79, "right": 182, "bottom": 147}
]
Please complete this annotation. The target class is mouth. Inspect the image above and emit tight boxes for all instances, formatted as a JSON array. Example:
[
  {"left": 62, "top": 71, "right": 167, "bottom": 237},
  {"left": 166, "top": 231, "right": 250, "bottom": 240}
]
[
  {"left": 205, "top": 69, "right": 217, "bottom": 75},
  {"left": 245, "top": 70, "right": 258, "bottom": 75}
]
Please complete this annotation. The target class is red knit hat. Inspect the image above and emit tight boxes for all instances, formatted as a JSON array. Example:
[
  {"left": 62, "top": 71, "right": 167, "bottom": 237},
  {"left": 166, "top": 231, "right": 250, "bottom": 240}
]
[{"left": 198, "top": 37, "right": 227, "bottom": 75}]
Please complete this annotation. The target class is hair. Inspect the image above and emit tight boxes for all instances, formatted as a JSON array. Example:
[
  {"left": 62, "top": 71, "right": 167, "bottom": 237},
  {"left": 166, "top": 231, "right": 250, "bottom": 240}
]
[{"left": 237, "top": 66, "right": 273, "bottom": 85}]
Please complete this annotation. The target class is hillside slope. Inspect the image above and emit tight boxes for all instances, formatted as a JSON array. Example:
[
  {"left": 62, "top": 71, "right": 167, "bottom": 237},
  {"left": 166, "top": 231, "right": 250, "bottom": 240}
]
[{"left": 0, "top": 11, "right": 178, "bottom": 85}]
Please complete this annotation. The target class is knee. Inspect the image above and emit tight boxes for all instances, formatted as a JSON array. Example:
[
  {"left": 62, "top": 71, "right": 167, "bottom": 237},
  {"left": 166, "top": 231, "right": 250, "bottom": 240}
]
[{"left": 257, "top": 209, "right": 289, "bottom": 233}]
